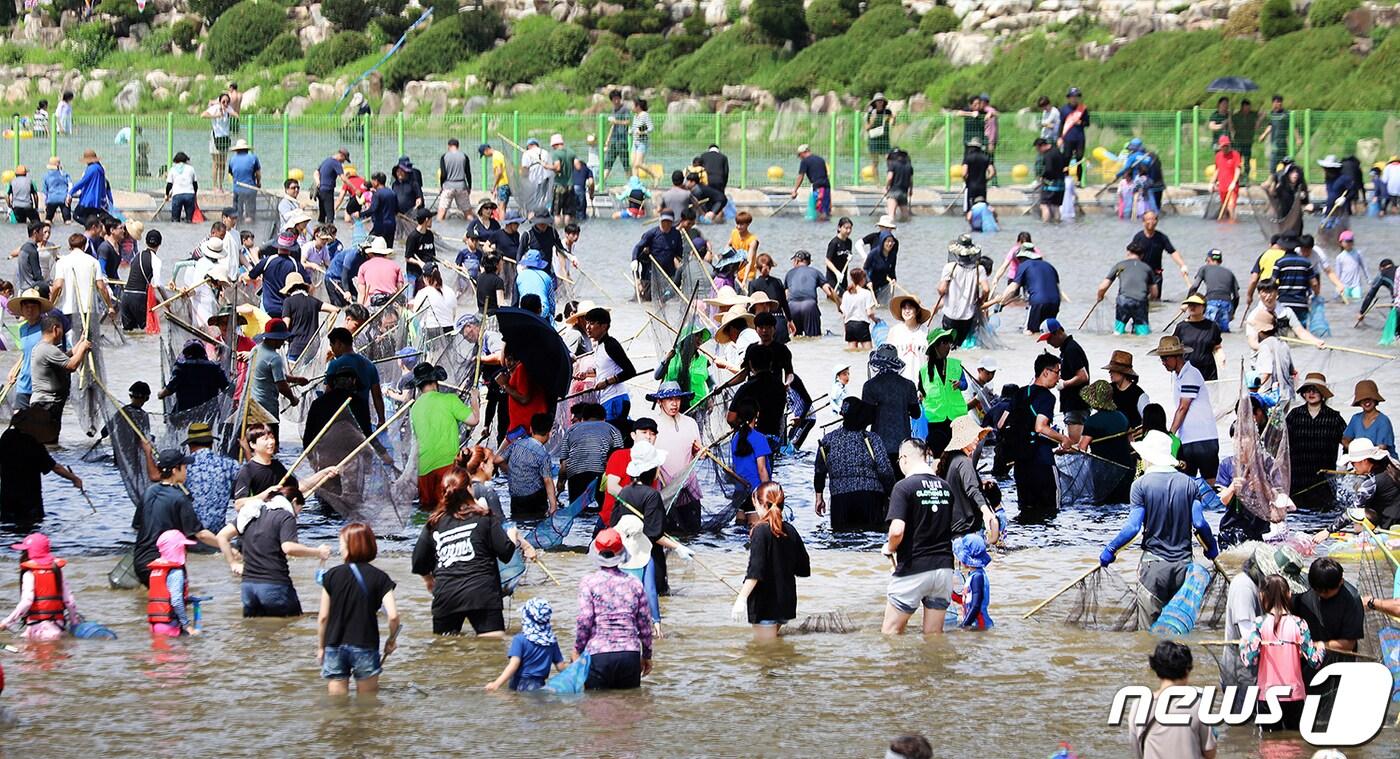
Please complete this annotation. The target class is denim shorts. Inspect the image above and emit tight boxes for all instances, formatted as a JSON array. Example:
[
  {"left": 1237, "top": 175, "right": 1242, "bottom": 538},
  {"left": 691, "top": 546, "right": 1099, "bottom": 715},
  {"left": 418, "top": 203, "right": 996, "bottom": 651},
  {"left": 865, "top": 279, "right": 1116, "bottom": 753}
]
[{"left": 321, "top": 644, "right": 382, "bottom": 680}]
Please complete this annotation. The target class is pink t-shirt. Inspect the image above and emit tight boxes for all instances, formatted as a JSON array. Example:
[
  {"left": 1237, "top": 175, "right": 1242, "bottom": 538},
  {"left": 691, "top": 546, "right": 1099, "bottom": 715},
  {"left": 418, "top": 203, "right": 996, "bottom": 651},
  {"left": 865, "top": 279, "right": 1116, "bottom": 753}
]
[{"left": 356, "top": 256, "right": 404, "bottom": 297}]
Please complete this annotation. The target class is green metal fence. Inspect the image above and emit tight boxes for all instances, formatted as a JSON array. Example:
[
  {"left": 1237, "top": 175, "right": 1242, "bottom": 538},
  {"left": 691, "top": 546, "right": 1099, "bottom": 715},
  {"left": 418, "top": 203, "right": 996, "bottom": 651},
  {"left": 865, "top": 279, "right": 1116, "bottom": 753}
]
[{"left": 9, "top": 109, "right": 1400, "bottom": 196}]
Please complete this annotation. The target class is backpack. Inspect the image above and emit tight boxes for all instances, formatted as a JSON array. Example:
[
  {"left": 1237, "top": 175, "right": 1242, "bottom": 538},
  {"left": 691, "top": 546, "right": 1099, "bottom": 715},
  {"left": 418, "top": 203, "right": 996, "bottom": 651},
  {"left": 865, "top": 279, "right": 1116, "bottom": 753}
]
[{"left": 999, "top": 387, "right": 1039, "bottom": 460}]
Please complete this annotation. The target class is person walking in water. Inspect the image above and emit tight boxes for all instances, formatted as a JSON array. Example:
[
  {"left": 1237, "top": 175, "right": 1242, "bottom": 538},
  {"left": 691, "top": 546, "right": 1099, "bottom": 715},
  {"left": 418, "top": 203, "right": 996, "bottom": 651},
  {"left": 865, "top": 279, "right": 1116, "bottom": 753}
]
[
  {"left": 1, "top": 533, "right": 79, "bottom": 641},
  {"left": 731, "top": 482, "right": 811, "bottom": 641},
  {"left": 881, "top": 439, "right": 957, "bottom": 635},
  {"left": 317, "top": 523, "right": 401, "bottom": 697}
]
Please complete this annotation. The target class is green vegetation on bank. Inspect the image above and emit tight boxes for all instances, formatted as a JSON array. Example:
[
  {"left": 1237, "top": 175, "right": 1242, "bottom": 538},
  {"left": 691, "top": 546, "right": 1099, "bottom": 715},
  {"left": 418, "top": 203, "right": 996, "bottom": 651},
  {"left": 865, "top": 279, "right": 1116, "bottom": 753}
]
[{"left": 0, "top": 2, "right": 1398, "bottom": 117}]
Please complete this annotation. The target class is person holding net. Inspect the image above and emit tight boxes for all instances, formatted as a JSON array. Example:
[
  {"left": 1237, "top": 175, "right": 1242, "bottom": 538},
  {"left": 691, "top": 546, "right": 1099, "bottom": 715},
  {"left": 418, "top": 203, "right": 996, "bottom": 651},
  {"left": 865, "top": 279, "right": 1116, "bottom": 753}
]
[{"left": 1099, "top": 430, "right": 1220, "bottom": 630}]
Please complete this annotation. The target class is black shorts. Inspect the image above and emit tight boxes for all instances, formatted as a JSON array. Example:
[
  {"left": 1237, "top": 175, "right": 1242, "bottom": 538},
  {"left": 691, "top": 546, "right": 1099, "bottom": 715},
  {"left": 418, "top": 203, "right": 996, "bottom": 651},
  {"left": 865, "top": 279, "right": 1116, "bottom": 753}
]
[
  {"left": 553, "top": 184, "right": 578, "bottom": 216},
  {"left": 433, "top": 607, "right": 505, "bottom": 636},
  {"left": 1040, "top": 188, "right": 1065, "bottom": 206},
  {"left": 1026, "top": 302, "right": 1059, "bottom": 332},
  {"left": 509, "top": 489, "right": 549, "bottom": 520},
  {"left": 844, "top": 321, "right": 872, "bottom": 343}
]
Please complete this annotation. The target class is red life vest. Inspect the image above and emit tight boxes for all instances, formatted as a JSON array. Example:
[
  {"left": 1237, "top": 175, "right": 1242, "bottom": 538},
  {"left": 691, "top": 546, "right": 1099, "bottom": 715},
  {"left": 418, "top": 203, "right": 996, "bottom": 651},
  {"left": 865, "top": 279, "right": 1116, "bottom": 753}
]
[
  {"left": 146, "top": 559, "right": 190, "bottom": 626},
  {"left": 20, "top": 559, "right": 67, "bottom": 626}
]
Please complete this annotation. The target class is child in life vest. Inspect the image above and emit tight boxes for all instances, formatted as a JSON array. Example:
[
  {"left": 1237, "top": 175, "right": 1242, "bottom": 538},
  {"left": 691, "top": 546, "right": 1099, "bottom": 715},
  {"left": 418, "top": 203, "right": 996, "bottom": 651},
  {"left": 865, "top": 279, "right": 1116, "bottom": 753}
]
[
  {"left": 2, "top": 533, "right": 78, "bottom": 641},
  {"left": 147, "top": 530, "right": 200, "bottom": 637},
  {"left": 1239, "top": 574, "right": 1327, "bottom": 731}
]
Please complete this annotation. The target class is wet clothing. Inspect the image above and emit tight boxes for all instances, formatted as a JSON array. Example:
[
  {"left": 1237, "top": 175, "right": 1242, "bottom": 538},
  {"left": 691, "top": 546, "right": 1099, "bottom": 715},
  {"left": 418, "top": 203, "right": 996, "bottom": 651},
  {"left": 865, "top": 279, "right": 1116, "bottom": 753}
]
[{"left": 743, "top": 521, "right": 810, "bottom": 624}]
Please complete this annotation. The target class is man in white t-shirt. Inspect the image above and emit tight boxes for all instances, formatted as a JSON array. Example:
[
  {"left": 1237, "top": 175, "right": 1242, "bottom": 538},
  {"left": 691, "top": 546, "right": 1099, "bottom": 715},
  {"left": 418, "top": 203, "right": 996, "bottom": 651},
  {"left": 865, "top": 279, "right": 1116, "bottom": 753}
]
[
  {"left": 1148, "top": 335, "right": 1219, "bottom": 484},
  {"left": 48, "top": 232, "right": 114, "bottom": 341}
]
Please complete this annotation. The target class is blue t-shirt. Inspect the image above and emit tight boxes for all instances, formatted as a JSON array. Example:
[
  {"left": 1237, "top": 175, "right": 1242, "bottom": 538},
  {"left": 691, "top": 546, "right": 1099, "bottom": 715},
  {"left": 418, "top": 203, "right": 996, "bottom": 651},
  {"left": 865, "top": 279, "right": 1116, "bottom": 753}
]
[
  {"left": 370, "top": 187, "right": 399, "bottom": 233},
  {"left": 326, "top": 352, "right": 380, "bottom": 403},
  {"left": 317, "top": 157, "right": 343, "bottom": 192},
  {"left": 228, "top": 152, "right": 261, "bottom": 188},
  {"left": 248, "top": 253, "right": 306, "bottom": 316},
  {"left": 507, "top": 632, "right": 563, "bottom": 690},
  {"left": 1345, "top": 411, "right": 1395, "bottom": 450},
  {"left": 1013, "top": 259, "right": 1060, "bottom": 306},
  {"left": 17, "top": 321, "right": 44, "bottom": 395},
  {"left": 799, "top": 155, "right": 830, "bottom": 188},
  {"left": 731, "top": 428, "right": 772, "bottom": 492},
  {"left": 572, "top": 163, "right": 592, "bottom": 192}
]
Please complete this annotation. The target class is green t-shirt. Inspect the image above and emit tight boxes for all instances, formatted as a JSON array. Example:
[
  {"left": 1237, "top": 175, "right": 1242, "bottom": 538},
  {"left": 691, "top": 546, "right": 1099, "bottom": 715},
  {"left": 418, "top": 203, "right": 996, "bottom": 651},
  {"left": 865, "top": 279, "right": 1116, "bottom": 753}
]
[
  {"left": 409, "top": 390, "right": 473, "bottom": 475},
  {"left": 1267, "top": 110, "right": 1290, "bottom": 152},
  {"left": 1230, "top": 111, "right": 1256, "bottom": 147},
  {"left": 552, "top": 148, "right": 577, "bottom": 185}
]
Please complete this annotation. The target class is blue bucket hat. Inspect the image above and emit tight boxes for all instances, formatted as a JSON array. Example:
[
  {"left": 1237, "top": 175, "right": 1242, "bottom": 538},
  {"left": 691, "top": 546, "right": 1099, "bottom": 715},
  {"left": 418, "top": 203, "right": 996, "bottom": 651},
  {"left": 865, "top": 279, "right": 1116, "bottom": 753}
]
[
  {"left": 519, "top": 249, "right": 548, "bottom": 270},
  {"left": 397, "top": 346, "right": 420, "bottom": 368},
  {"left": 714, "top": 247, "right": 746, "bottom": 270},
  {"left": 645, "top": 381, "right": 695, "bottom": 403},
  {"left": 455, "top": 312, "right": 481, "bottom": 332},
  {"left": 869, "top": 344, "right": 904, "bottom": 375},
  {"left": 520, "top": 597, "right": 556, "bottom": 646},
  {"left": 1126, "top": 138, "right": 1143, "bottom": 151},
  {"left": 503, "top": 213, "right": 525, "bottom": 226},
  {"left": 953, "top": 533, "right": 991, "bottom": 569}
]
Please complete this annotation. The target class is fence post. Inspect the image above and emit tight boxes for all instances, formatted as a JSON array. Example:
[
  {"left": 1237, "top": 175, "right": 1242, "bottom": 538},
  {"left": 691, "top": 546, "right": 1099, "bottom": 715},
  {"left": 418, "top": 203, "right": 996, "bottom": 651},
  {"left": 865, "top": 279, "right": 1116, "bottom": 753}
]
[
  {"left": 713, "top": 112, "right": 721, "bottom": 149},
  {"left": 166, "top": 112, "right": 174, "bottom": 174},
  {"left": 829, "top": 111, "right": 838, "bottom": 187},
  {"left": 282, "top": 113, "right": 290, "bottom": 180},
  {"left": 395, "top": 112, "right": 404, "bottom": 158},
  {"left": 1288, "top": 110, "right": 1296, "bottom": 171},
  {"left": 128, "top": 114, "right": 136, "bottom": 192},
  {"left": 11, "top": 116, "right": 19, "bottom": 171},
  {"left": 49, "top": 117, "right": 56, "bottom": 163},
  {"left": 739, "top": 112, "right": 747, "bottom": 190},
  {"left": 481, "top": 113, "right": 489, "bottom": 149},
  {"left": 1173, "top": 110, "right": 1182, "bottom": 186},
  {"left": 1303, "top": 109, "right": 1311, "bottom": 171},
  {"left": 247, "top": 114, "right": 255, "bottom": 150},
  {"left": 361, "top": 116, "right": 370, "bottom": 176},
  {"left": 1191, "top": 106, "right": 1199, "bottom": 184},
  {"left": 512, "top": 111, "right": 519, "bottom": 149},
  {"left": 943, "top": 112, "right": 952, "bottom": 191},
  {"left": 851, "top": 112, "right": 860, "bottom": 187}
]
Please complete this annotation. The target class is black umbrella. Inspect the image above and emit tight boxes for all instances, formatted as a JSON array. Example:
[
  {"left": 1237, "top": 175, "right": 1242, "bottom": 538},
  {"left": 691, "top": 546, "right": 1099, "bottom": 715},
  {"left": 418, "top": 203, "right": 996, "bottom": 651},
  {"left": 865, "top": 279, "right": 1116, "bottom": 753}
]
[
  {"left": 1206, "top": 76, "right": 1258, "bottom": 93},
  {"left": 493, "top": 307, "right": 570, "bottom": 400}
]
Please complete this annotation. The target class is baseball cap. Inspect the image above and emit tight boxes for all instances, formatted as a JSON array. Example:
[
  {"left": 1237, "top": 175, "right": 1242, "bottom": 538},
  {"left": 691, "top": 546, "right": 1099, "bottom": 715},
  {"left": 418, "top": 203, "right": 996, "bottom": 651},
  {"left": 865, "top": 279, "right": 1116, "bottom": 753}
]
[
  {"left": 1339, "top": 230, "right": 1355, "bottom": 242},
  {"left": 1208, "top": 248, "right": 1223, "bottom": 260},
  {"left": 1036, "top": 318, "right": 1065, "bottom": 342},
  {"left": 157, "top": 448, "right": 194, "bottom": 470}
]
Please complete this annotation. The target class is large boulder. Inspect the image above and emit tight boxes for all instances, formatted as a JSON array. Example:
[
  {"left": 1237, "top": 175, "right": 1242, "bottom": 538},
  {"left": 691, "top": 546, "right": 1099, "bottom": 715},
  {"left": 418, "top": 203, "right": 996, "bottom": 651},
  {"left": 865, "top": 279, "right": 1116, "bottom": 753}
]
[
  {"left": 113, "top": 80, "right": 141, "bottom": 112},
  {"left": 240, "top": 85, "right": 261, "bottom": 111},
  {"left": 462, "top": 95, "right": 490, "bottom": 116},
  {"left": 379, "top": 91, "right": 401, "bottom": 116},
  {"left": 308, "top": 82, "right": 336, "bottom": 102},
  {"left": 81, "top": 79, "right": 103, "bottom": 101},
  {"left": 664, "top": 97, "right": 705, "bottom": 134},
  {"left": 4, "top": 80, "right": 28, "bottom": 105},
  {"left": 934, "top": 31, "right": 996, "bottom": 66}
]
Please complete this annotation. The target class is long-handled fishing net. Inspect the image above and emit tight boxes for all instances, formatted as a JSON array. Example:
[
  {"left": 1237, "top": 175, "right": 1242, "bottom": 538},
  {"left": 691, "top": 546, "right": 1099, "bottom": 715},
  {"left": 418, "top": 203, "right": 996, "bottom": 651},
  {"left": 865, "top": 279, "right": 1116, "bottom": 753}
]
[
  {"left": 1054, "top": 450, "right": 1132, "bottom": 507},
  {"left": 297, "top": 404, "right": 415, "bottom": 534},
  {"left": 71, "top": 299, "right": 105, "bottom": 439},
  {"left": 1023, "top": 563, "right": 1140, "bottom": 632}
]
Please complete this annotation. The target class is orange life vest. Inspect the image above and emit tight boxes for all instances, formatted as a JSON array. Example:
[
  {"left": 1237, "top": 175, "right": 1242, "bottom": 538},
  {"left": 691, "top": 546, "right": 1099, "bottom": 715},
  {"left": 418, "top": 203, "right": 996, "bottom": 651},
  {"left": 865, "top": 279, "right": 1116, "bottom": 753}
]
[
  {"left": 146, "top": 559, "right": 190, "bottom": 626},
  {"left": 20, "top": 559, "right": 66, "bottom": 626}
]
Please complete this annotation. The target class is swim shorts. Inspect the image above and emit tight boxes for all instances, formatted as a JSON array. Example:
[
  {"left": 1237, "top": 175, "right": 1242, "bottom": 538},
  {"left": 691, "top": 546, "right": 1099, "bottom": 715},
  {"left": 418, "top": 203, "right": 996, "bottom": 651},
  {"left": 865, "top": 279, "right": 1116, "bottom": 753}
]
[{"left": 886, "top": 568, "right": 955, "bottom": 614}]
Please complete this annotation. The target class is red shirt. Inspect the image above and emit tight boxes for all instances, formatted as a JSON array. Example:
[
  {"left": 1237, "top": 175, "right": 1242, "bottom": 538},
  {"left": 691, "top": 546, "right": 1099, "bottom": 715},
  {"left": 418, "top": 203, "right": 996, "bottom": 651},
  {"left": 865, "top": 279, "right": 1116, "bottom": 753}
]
[
  {"left": 505, "top": 363, "right": 547, "bottom": 433},
  {"left": 599, "top": 448, "right": 632, "bottom": 525}
]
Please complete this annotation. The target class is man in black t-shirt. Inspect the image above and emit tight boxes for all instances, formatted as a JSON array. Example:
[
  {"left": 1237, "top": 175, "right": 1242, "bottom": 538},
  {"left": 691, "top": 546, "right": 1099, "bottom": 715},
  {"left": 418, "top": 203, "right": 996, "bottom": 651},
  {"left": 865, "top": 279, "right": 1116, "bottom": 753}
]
[
  {"left": 1172, "top": 295, "right": 1223, "bottom": 381},
  {"left": 1034, "top": 138, "right": 1067, "bottom": 223},
  {"left": 218, "top": 484, "right": 330, "bottom": 617},
  {"left": 885, "top": 148, "right": 914, "bottom": 221},
  {"left": 133, "top": 449, "right": 220, "bottom": 586},
  {"left": 1038, "top": 319, "right": 1090, "bottom": 442},
  {"left": 233, "top": 424, "right": 289, "bottom": 501},
  {"left": 961, "top": 139, "right": 993, "bottom": 211},
  {"left": 0, "top": 408, "right": 83, "bottom": 523},
  {"left": 1130, "top": 211, "right": 1191, "bottom": 300},
  {"left": 404, "top": 208, "right": 438, "bottom": 286},
  {"left": 881, "top": 439, "right": 956, "bottom": 635},
  {"left": 1012, "top": 354, "right": 1073, "bottom": 515},
  {"left": 792, "top": 144, "right": 831, "bottom": 222},
  {"left": 1290, "top": 557, "right": 1365, "bottom": 724}
]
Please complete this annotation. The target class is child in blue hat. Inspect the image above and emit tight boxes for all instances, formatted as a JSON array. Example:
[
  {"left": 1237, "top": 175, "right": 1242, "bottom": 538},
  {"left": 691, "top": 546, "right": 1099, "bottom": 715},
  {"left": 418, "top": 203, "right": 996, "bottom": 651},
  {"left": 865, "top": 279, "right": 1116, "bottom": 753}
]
[
  {"left": 951, "top": 533, "right": 994, "bottom": 630},
  {"left": 485, "top": 597, "right": 566, "bottom": 692}
]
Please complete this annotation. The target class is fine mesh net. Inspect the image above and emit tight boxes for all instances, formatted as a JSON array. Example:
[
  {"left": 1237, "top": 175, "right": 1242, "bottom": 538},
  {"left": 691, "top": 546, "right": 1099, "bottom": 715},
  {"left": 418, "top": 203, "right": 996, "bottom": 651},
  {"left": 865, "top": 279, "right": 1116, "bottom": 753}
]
[
  {"left": 1232, "top": 381, "right": 1293, "bottom": 523},
  {"left": 1054, "top": 451, "right": 1132, "bottom": 507},
  {"left": 72, "top": 300, "right": 106, "bottom": 440},
  {"left": 1026, "top": 565, "right": 1140, "bottom": 632},
  {"left": 297, "top": 407, "right": 415, "bottom": 533}
]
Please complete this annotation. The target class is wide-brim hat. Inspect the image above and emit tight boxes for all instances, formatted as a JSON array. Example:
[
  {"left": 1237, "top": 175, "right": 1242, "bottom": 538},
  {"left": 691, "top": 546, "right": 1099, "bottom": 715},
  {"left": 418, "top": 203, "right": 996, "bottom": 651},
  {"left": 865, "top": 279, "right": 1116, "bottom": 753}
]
[
  {"left": 196, "top": 237, "right": 225, "bottom": 261},
  {"left": 946, "top": 414, "right": 988, "bottom": 453},
  {"left": 1252, "top": 543, "right": 1309, "bottom": 593},
  {"left": 1352, "top": 379, "right": 1385, "bottom": 406},
  {"left": 1131, "top": 430, "right": 1180, "bottom": 469},
  {"left": 925, "top": 327, "right": 956, "bottom": 348},
  {"left": 529, "top": 212, "right": 553, "bottom": 226},
  {"left": 626, "top": 440, "right": 668, "bottom": 477},
  {"left": 1182, "top": 294, "right": 1206, "bottom": 307},
  {"left": 1080, "top": 379, "right": 1118, "bottom": 411},
  {"left": 279, "top": 272, "right": 309, "bottom": 295},
  {"left": 876, "top": 214, "right": 897, "bottom": 230},
  {"left": 6, "top": 288, "right": 53, "bottom": 316},
  {"left": 519, "top": 249, "right": 548, "bottom": 270},
  {"left": 948, "top": 236, "right": 981, "bottom": 259},
  {"left": 714, "top": 308, "right": 755, "bottom": 342},
  {"left": 231, "top": 138, "right": 251, "bottom": 152},
  {"left": 966, "top": 137, "right": 983, "bottom": 149},
  {"left": 747, "top": 290, "right": 777, "bottom": 309},
  {"left": 412, "top": 362, "right": 448, "bottom": 388},
  {"left": 870, "top": 92, "right": 887, "bottom": 105},
  {"left": 274, "top": 232, "right": 300, "bottom": 252},
  {"left": 869, "top": 344, "right": 905, "bottom": 374},
  {"left": 713, "top": 247, "right": 747, "bottom": 270},
  {"left": 207, "top": 307, "right": 248, "bottom": 327},
  {"left": 1147, "top": 335, "right": 1191, "bottom": 357},
  {"left": 565, "top": 300, "right": 608, "bottom": 326},
  {"left": 363, "top": 236, "right": 394, "bottom": 256},
  {"left": 1344, "top": 437, "right": 1390, "bottom": 464},
  {"left": 283, "top": 209, "right": 313, "bottom": 229},
  {"left": 889, "top": 294, "right": 931, "bottom": 325},
  {"left": 1296, "top": 372, "right": 1333, "bottom": 399},
  {"left": 1317, "top": 154, "right": 1342, "bottom": 169},
  {"left": 704, "top": 285, "right": 750, "bottom": 309},
  {"left": 615, "top": 514, "right": 653, "bottom": 571},
  {"left": 646, "top": 381, "right": 695, "bottom": 403}
]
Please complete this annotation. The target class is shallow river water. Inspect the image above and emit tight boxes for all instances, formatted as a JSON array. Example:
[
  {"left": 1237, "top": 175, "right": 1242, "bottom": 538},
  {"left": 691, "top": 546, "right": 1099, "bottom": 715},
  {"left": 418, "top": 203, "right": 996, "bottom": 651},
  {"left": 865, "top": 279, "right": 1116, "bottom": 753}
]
[{"left": 0, "top": 206, "right": 1397, "bottom": 756}]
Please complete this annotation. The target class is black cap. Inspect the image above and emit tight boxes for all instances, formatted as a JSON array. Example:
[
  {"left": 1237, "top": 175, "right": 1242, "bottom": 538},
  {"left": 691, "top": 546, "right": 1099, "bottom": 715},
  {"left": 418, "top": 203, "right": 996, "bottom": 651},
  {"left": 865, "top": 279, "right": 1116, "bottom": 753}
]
[
  {"left": 414, "top": 207, "right": 434, "bottom": 222},
  {"left": 128, "top": 381, "right": 151, "bottom": 397},
  {"left": 156, "top": 448, "right": 193, "bottom": 471}
]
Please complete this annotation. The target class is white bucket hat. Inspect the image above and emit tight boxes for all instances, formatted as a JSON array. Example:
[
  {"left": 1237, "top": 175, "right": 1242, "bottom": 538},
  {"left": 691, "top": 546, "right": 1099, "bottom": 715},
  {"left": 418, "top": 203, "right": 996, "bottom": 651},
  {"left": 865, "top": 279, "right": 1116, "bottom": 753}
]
[
  {"left": 626, "top": 440, "right": 668, "bottom": 478},
  {"left": 1131, "top": 430, "right": 1180, "bottom": 470},
  {"left": 283, "top": 209, "right": 313, "bottom": 229},
  {"left": 1344, "top": 438, "right": 1389, "bottom": 464},
  {"left": 200, "top": 237, "right": 225, "bottom": 260},
  {"left": 876, "top": 214, "right": 897, "bottom": 230},
  {"left": 946, "top": 414, "right": 988, "bottom": 453},
  {"left": 363, "top": 236, "right": 394, "bottom": 256}
]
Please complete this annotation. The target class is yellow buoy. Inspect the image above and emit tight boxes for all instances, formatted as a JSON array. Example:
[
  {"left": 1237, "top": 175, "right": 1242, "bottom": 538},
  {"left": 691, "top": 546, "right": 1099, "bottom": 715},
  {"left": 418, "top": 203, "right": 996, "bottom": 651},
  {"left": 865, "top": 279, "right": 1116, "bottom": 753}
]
[
  {"left": 860, "top": 165, "right": 876, "bottom": 182},
  {"left": 288, "top": 168, "right": 305, "bottom": 182},
  {"left": 1092, "top": 146, "right": 1112, "bottom": 162},
  {"left": 1204, "top": 164, "right": 1217, "bottom": 181},
  {"left": 1, "top": 130, "right": 12, "bottom": 140},
  {"left": 1011, "top": 164, "right": 1029, "bottom": 181},
  {"left": 1, "top": 170, "right": 13, "bottom": 183},
  {"left": 950, "top": 164, "right": 965, "bottom": 180},
  {"left": 19, "top": 130, "right": 32, "bottom": 139},
  {"left": 767, "top": 165, "right": 785, "bottom": 181}
]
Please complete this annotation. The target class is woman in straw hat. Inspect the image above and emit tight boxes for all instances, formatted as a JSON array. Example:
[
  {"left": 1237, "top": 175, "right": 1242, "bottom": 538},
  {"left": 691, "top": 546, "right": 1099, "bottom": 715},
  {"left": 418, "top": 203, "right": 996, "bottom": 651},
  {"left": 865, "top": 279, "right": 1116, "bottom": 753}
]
[
  {"left": 1314, "top": 438, "right": 1400, "bottom": 536},
  {"left": 1285, "top": 372, "right": 1346, "bottom": 511},
  {"left": 1103, "top": 349, "right": 1150, "bottom": 430},
  {"left": 1079, "top": 379, "right": 1133, "bottom": 504},
  {"left": 935, "top": 414, "right": 1000, "bottom": 545},
  {"left": 1342, "top": 379, "right": 1393, "bottom": 450},
  {"left": 712, "top": 306, "right": 756, "bottom": 375},
  {"left": 886, "top": 293, "right": 930, "bottom": 385}
]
